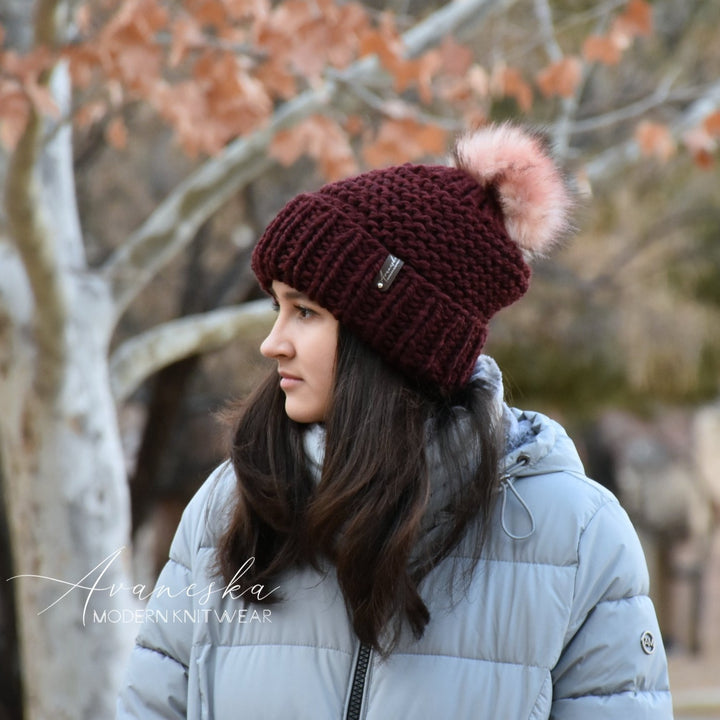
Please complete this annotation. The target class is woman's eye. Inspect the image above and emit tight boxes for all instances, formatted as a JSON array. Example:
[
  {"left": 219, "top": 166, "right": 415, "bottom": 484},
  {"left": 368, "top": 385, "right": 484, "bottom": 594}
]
[
  {"left": 296, "top": 305, "right": 315, "bottom": 319},
  {"left": 270, "top": 300, "right": 280, "bottom": 312}
]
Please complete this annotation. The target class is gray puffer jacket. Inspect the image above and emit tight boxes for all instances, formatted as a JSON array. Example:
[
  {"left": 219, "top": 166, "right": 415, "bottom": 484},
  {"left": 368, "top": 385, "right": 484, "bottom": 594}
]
[{"left": 118, "top": 366, "right": 672, "bottom": 719}]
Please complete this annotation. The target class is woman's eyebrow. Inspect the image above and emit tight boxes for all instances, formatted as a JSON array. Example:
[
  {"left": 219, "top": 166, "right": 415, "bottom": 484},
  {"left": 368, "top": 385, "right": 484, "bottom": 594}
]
[{"left": 274, "top": 288, "right": 311, "bottom": 302}]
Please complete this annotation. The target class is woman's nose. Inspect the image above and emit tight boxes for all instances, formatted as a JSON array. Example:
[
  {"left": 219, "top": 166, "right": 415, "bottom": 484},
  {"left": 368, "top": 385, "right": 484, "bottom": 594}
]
[{"left": 260, "top": 320, "right": 293, "bottom": 359}]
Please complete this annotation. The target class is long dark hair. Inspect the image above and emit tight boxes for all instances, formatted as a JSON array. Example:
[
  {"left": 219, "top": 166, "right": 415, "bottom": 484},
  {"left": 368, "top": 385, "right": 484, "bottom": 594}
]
[{"left": 216, "top": 325, "right": 503, "bottom": 654}]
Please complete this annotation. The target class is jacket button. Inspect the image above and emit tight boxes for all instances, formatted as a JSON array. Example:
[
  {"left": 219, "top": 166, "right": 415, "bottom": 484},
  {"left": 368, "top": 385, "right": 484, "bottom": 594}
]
[{"left": 640, "top": 631, "right": 656, "bottom": 655}]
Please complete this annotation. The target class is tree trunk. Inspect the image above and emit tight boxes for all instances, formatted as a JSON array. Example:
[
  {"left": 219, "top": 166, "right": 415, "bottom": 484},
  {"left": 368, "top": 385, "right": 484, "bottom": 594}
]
[
  {"left": 0, "top": 274, "right": 136, "bottom": 719},
  {"left": 0, "top": 60, "right": 136, "bottom": 718}
]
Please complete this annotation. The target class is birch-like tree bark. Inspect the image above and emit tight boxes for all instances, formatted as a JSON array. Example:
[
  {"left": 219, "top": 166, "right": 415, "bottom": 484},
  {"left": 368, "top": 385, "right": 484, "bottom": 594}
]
[{"left": 1, "top": 63, "right": 136, "bottom": 720}]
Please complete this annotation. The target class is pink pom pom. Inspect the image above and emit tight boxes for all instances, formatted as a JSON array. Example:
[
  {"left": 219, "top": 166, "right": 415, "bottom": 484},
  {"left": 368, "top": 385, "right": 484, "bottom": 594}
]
[{"left": 453, "top": 123, "right": 573, "bottom": 256}]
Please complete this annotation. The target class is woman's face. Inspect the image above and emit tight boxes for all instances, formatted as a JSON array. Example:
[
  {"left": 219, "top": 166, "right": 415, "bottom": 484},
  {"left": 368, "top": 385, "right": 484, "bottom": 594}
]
[{"left": 260, "top": 280, "right": 339, "bottom": 424}]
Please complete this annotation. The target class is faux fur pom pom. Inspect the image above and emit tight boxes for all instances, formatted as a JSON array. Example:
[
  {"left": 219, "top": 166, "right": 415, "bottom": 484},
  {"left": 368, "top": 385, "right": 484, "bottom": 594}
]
[{"left": 453, "top": 123, "right": 573, "bottom": 257}]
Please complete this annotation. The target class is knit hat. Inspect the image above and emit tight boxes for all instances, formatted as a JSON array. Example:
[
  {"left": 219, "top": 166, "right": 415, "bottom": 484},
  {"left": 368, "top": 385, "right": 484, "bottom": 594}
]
[{"left": 252, "top": 123, "right": 573, "bottom": 390}]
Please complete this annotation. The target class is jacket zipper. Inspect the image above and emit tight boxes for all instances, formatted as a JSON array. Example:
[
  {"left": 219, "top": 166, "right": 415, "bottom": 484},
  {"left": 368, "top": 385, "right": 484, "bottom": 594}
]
[{"left": 345, "top": 643, "right": 372, "bottom": 720}]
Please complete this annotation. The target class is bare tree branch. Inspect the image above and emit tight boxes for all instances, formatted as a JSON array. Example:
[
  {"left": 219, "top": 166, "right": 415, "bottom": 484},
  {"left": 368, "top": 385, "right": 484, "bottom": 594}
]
[
  {"left": 3, "top": 0, "right": 87, "bottom": 399},
  {"left": 327, "top": 74, "right": 465, "bottom": 130},
  {"left": 533, "top": 0, "right": 579, "bottom": 157},
  {"left": 400, "top": 0, "right": 518, "bottom": 58},
  {"left": 569, "top": 75, "right": 713, "bottom": 136},
  {"left": 101, "top": 0, "right": 514, "bottom": 326},
  {"left": 109, "top": 299, "right": 274, "bottom": 403},
  {"left": 35, "top": 0, "right": 61, "bottom": 46},
  {"left": 533, "top": 0, "right": 563, "bottom": 63},
  {"left": 4, "top": 100, "right": 67, "bottom": 398},
  {"left": 586, "top": 80, "right": 720, "bottom": 182}
]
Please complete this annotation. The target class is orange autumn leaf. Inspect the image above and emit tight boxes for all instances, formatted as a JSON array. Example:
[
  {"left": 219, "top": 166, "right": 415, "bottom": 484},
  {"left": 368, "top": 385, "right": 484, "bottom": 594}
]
[
  {"left": 99, "top": 0, "right": 166, "bottom": 71},
  {"left": 683, "top": 126, "right": 716, "bottom": 170},
  {"left": 223, "top": 0, "right": 270, "bottom": 22},
  {"left": 359, "top": 27, "right": 402, "bottom": 71},
  {"left": 75, "top": 4, "right": 92, "bottom": 33},
  {"left": 64, "top": 45, "right": 101, "bottom": 89},
  {"left": 1, "top": 46, "right": 55, "bottom": 84},
  {"left": 359, "top": 17, "right": 440, "bottom": 103},
  {"left": 438, "top": 36, "right": 474, "bottom": 76},
  {"left": 269, "top": 126, "right": 307, "bottom": 166},
  {"left": 437, "top": 75, "right": 473, "bottom": 103},
  {"left": 491, "top": 65, "right": 533, "bottom": 112},
  {"left": 416, "top": 49, "right": 442, "bottom": 103},
  {"left": 0, "top": 48, "right": 59, "bottom": 119},
  {"left": 187, "top": 0, "right": 228, "bottom": 28},
  {"left": 103, "top": 0, "right": 168, "bottom": 38},
  {"left": 25, "top": 81, "right": 60, "bottom": 117},
  {"left": 106, "top": 116, "right": 128, "bottom": 149},
  {"left": 153, "top": 81, "right": 208, "bottom": 155},
  {"left": 409, "top": 122, "right": 447, "bottom": 156},
  {"left": 153, "top": 52, "right": 271, "bottom": 156},
  {"left": 613, "top": 0, "right": 653, "bottom": 41},
  {"left": 462, "top": 107, "right": 488, "bottom": 132},
  {"left": 169, "top": 16, "right": 205, "bottom": 67},
  {"left": 582, "top": 34, "right": 622, "bottom": 65},
  {"left": 343, "top": 115, "right": 365, "bottom": 136},
  {"left": 97, "top": 1, "right": 166, "bottom": 95},
  {"left": 392, "top": 50, "right": 441, "bottom": 103},
  {"left": 257, "top": 0, "right": 367, "bottom": 81},
  {"left": 536, "top": 56, "right": 582, "bottom": 99},
  {"left": 692, "top": 149, "right": 715, "bottom": 170},
  {"left": 316, "top": 138, "right": 358, "bottom": 182},
  {"left": 362, "top": 118, "right": 447, "bottom": 168},
  {"left": 114, "top": 44, "right": 163, "bottom": 94},
  {"left": 0, "top": 84, "right": 30, "bottom": 149},
  {"left": 76, "top": 100, "right": 108, "bottom": 128},
  {"left": 269, "top": 115, "right": 357, "bottom": 181},
  {"left": 254, "top": 58, "right": 297, "bottom": 100},
  {"left": 635, "top": 121, "right": 675, "bottom": 161},
  {"left": 326, "top": 1, "right": 370, "bottom": 68},
  {"left": 703, "top": 111, "right": 720, "bottom": 137},
  {"left": 438, "top": 65, "right": 488, "bottom": 104}
]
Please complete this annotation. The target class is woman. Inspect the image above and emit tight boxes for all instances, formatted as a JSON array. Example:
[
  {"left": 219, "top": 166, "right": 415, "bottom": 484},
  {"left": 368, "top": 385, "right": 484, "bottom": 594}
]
[{"left": 117, "top": 124, "right": 673, "bottom": 718}]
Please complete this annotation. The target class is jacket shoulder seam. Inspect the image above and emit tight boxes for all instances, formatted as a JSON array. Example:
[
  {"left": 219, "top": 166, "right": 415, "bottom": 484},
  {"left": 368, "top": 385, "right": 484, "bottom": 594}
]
[
  {"left": 194, "top": 640, "right": 354, "bottom": 657},
  {"left": 390, "top": 649, "right": 547, "bottom": 670},
  {"left": 477, "top": 556, "right": 578, "bottom": 569},
  {"left": 166, "top": 552, "right": 191, "bottom": 573},
  {"left": 564, "top": 496, "right": 618, "bottom": 640},
  {"left": 135, "top": 639, "right": 189, "bottom": 671},
  {"left": 594, "top": 593, "right": 651, "bottom": 605},
  {"left": 561, "top": 688, "right": 672, "bottom": 699}
]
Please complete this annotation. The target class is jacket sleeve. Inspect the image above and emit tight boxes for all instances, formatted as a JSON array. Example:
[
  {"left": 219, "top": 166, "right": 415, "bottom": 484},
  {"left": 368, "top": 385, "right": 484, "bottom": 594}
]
[
  {"left": 550, "top": 498, "right": 673, "bottom": 719},
  {"left": 116, "top": 464, "right": 231, "bottom": 719}
]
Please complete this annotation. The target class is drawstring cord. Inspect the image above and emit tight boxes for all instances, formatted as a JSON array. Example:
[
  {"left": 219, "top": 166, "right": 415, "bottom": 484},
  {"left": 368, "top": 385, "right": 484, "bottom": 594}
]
[{"left": 500, "top": 456, "right": 536, "bottom": 540}]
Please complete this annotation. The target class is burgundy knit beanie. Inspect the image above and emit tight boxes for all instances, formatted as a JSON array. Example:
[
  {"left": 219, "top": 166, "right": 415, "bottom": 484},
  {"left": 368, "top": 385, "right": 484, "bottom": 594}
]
[{"left": 252, "top": 123, "right": 573, "bottom": 390}]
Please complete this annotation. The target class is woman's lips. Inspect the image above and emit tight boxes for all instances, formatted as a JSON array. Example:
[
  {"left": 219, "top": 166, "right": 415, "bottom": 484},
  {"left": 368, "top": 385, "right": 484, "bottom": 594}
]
[{"left": 279, "top": 373, "right": 302, "bottom": 390}]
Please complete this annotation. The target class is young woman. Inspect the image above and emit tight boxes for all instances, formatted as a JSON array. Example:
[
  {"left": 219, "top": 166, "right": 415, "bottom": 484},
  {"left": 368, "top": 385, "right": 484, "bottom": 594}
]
[{"left": 117, "top": 124, "right": 673, "bottom": 719}]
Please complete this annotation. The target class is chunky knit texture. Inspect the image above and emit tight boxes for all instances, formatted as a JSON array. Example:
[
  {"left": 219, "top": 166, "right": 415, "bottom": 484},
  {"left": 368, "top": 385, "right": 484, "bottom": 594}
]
[{"left": 252, "top": 124, "right": 570, "bottom": 389}]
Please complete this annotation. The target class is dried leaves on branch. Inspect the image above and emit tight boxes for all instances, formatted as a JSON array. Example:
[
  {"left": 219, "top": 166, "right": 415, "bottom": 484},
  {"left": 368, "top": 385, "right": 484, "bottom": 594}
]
[{"left": 1, "top": 0, "right": 718, "bottom": 177}]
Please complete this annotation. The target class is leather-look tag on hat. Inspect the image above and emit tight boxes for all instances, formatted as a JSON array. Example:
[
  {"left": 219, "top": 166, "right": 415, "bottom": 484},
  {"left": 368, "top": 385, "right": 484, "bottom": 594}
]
[{"left": 374, "top": 254, "right": 404, "bottom": 292}]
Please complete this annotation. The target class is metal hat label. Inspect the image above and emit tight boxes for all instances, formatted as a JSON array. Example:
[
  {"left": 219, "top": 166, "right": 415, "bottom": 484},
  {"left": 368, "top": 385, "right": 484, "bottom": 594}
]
[{"left": 374, "top": 254, "right": 404, "bottom": 292}]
